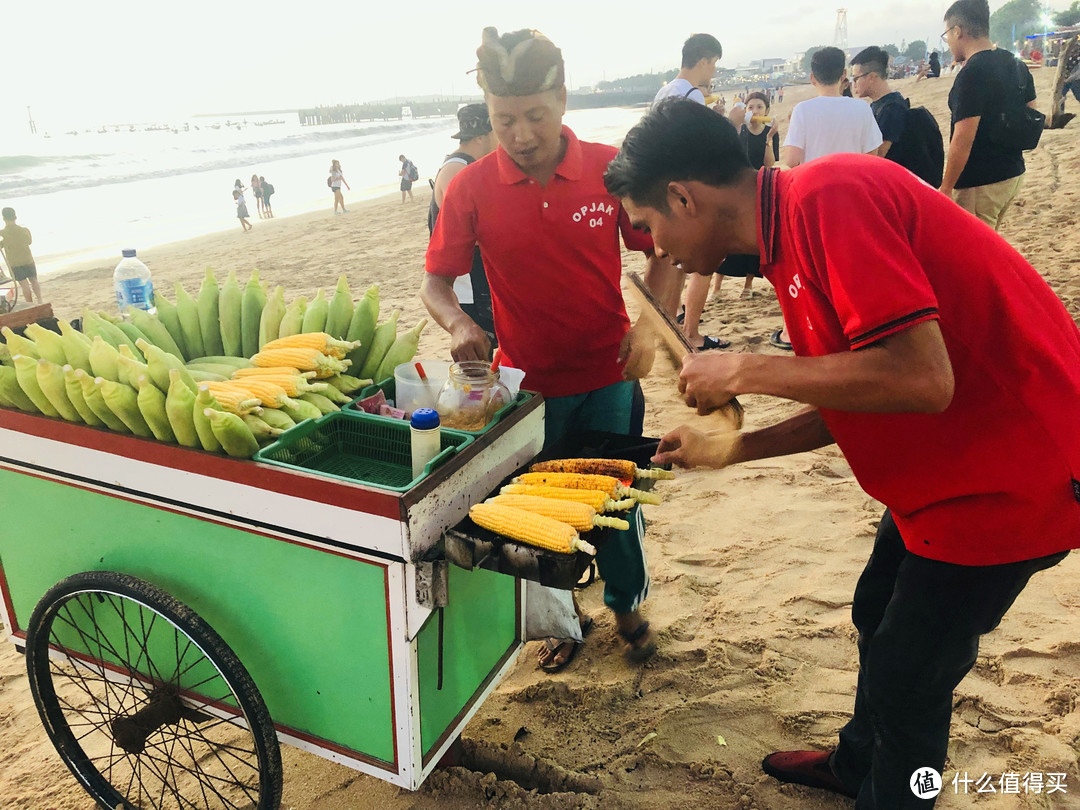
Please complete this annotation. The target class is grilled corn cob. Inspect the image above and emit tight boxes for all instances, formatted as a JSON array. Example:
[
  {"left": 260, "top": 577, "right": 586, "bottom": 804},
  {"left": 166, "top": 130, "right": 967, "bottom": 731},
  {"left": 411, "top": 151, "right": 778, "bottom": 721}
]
[
  {"left": 469, "top": 502, "right": 596, "bottom": 555},
  {"left": 511, "top": 471, "right": 661, "bottom": 505},
  {"left": 486, "top": 494, "right": 630, "bottom": 531},
  {"left": 498, "top": 483, "right": 635, "bottom": 512},
  {"left": 250, "top": 347, "right": 350, "bottom": 378},
  {"left": 529, "top": 458, "right": 675, "bottom": 481},
  {"left": 260, "top": 332, "right": 359, "bottom": 360}
]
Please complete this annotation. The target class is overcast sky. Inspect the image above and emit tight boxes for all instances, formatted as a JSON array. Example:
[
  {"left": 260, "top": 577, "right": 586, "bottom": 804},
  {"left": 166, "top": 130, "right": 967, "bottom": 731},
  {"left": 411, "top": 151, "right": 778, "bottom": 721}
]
[{"left": 1, "top": 0, "right": 1066, "bottom": 129}]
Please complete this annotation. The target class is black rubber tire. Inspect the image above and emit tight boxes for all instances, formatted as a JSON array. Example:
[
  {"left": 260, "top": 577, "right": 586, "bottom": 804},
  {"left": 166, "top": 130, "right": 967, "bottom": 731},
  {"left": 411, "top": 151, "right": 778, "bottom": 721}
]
[{"left": 25, "top": 570, "right": 283, "bottom": 810}]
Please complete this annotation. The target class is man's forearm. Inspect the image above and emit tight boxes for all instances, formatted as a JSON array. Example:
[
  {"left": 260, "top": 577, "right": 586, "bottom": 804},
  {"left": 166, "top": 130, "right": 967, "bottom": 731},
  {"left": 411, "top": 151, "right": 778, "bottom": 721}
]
[
  {"left": 419, "top": 274, "right": 471, "bottom": 333},
  {"left": 735, "top": 406, "right": 834, "bottom": 463},
  {"left": 941, "top": 119, "right": 978, "bottom": 191}
]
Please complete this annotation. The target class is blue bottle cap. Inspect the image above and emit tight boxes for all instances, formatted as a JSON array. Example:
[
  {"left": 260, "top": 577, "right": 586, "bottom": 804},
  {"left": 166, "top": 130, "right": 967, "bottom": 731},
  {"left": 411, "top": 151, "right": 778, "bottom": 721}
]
[
  {"left": 411, "top": 408, "right": 440, "bottom": 430},
  {"left": 122, "top": 248, "right": 137, "bottom": 258}
]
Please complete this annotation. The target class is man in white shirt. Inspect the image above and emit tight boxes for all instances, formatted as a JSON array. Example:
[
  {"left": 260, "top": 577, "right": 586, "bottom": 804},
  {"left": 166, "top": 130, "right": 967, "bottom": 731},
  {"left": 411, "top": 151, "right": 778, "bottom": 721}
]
[
  {"left": 653, "top": 33, "right": 722, "bottom": 105},
  {"left": 783, "top": 46, "right": 883, "bottom": 167}
]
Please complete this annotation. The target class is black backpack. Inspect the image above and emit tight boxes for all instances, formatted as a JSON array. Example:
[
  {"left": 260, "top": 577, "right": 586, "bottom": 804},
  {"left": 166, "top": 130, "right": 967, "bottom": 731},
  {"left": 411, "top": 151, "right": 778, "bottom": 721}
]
[
  {"left": 989, "top": 58, "right": 1044, "bottom": 152},
  {"left": 407, "top": 161, "right": 419, "bottom": 182},
  {"left": 883, "top": 97, "right": 945, "bottom": 188}
]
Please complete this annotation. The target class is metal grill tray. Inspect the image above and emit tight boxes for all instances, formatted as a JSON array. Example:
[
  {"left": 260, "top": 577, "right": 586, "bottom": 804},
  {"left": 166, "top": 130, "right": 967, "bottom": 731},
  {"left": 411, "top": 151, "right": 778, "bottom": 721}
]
[{"left": 443, "top": 431, "right": 663, "bottom": 589}]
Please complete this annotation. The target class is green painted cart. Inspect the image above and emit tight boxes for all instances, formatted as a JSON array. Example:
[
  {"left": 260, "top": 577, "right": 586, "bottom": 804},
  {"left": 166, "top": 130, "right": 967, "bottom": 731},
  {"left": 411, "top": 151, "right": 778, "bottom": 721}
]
[{"left": 0, "top": 396, "right": 547, "bottom": 809}]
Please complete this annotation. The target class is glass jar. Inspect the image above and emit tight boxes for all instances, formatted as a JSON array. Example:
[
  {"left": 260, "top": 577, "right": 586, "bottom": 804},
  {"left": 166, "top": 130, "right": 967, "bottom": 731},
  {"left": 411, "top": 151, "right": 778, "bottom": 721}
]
[{"left": 435, "top": 362, "right": 511, "bottom": 432}]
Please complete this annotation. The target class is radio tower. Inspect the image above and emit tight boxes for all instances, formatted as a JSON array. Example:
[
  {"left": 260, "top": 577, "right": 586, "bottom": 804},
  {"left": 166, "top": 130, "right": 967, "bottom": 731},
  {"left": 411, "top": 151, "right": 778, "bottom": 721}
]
[{"left": 834, "top": 8, "right": 849, "bottom": 51}]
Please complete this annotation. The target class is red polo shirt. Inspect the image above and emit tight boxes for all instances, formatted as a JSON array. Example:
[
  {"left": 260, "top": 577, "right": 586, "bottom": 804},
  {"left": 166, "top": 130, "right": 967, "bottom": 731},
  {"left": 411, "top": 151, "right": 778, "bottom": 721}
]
[
  {"left": 757, "top": 155, "right": 1080, "bottom": 565},
  {"left": 426, "top": 126, "right": 653, "bottom": 398}
]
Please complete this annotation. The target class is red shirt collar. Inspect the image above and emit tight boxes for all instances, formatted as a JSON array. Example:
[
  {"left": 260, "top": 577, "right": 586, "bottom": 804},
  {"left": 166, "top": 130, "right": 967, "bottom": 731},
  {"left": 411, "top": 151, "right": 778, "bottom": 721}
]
[
  {"left": 495, "top": 125, "right": 583, "bottom": 184},
  {"left": 756, "top": 167, "right": 782, "bottom": 267}
]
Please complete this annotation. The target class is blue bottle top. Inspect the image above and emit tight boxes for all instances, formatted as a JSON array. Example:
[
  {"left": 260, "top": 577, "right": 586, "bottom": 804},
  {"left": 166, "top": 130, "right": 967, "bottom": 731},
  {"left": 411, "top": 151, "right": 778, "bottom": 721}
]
[{"left": 411, "top": 408, "right": 440, "bottom": 430}]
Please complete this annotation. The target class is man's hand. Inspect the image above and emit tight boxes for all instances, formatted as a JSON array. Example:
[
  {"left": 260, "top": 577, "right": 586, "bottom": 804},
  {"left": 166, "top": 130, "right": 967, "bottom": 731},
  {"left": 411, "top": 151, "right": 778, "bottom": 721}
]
[
  {"left": 449, "top": 317, "right": 491, "bottom": 362},
  {"left": 679, "top": 351, "right": 744, "bottom": 414},
  {"left": 652, "top": 425, "right": 743, "bottom": 469},
  {"left": 619, "top": 324, "right": 656, "bottom": 381}
]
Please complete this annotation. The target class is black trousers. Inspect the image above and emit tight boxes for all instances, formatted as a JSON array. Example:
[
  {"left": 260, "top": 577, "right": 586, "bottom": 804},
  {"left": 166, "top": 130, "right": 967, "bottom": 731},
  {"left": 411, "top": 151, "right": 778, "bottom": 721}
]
[{"left": 832, "top": 510, "right": 1069, "bottom": 808}]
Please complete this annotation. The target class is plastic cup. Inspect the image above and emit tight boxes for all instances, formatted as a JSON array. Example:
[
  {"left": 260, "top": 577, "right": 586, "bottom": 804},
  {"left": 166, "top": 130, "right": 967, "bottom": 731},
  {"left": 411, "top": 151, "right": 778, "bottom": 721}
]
[{"left": 394, "top": 360, "right": 449, "bottom": 415}]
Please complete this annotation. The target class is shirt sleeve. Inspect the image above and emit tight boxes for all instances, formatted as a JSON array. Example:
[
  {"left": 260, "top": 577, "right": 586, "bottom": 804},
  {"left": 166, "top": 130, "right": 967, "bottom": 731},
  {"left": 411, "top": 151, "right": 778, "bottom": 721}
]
[
  {"left": 789, "top": 179, "right": 939, "bottom": 349},
  {"left": 426, "top": 173, "right": 479, "bottom": 278},
  {"left": 862, "top": 106, "right": 884, "bottom": 152},
  {"left": 783, "top": 104, "right": 805, "bottom": 149},
  {"left": 1021, "top": 63, "right": 1036, "bottom": 103},
  {"left": 877, "top": 101, "right": 907, "bottom": 145},
  {"left": 952, "top": 62, "right": 988, "bottom": 121},
  {"left": 618, "top": 205, "right": 654, "bottom": 253}
]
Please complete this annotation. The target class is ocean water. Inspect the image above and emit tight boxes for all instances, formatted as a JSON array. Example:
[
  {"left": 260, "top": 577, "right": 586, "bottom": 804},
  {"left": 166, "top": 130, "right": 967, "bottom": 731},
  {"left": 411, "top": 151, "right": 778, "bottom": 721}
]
[{"left": 0, "top": 106, "right": 648, "bottom": 275}]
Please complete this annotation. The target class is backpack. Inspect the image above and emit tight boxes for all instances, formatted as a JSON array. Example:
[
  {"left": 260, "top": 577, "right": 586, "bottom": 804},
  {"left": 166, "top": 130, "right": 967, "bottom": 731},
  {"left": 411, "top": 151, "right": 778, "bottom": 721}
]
[
  {"left": 407, "top": 161, "right": 419, "bottom": 182},
  {"left": 989, "top": 58, "right": 1044, "bottom": 152},
  {"left": 262, "top": 183, "right": 274, "bottom": 196},
  {"left": 327, "top": 176, "right": 333, "bottom": 188},
  {"left": 883, "top": 97, "right": 945, "bottom": 188}
]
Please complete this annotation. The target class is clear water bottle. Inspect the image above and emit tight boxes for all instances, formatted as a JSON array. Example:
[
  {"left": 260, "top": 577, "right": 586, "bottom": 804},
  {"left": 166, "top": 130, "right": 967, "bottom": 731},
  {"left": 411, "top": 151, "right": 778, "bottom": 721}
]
[{"left": 113, "top": 249, "right": 156, "bottom": 315}]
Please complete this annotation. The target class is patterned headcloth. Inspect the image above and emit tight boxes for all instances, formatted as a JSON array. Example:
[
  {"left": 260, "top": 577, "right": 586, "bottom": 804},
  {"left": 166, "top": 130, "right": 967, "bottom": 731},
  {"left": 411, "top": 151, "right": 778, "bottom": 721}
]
[{"left": 475, "top": 27, "right": 565, "bottom": 97}]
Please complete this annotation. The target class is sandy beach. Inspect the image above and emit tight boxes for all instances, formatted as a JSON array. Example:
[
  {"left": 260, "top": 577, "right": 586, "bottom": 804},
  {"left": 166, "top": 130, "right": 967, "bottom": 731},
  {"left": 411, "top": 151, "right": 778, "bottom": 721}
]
[{"left": 2, "top": 69, "right": 1079, "bottom": 809}]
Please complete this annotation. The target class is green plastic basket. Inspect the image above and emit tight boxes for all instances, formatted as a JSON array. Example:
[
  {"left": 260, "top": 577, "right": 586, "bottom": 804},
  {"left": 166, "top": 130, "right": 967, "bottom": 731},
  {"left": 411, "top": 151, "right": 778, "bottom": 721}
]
[
  {"left": 254, "top": 410, "right": 473, "bottom": 491},
  {"left": 350, "top": 377, "right": 531, "bottom": 435}
]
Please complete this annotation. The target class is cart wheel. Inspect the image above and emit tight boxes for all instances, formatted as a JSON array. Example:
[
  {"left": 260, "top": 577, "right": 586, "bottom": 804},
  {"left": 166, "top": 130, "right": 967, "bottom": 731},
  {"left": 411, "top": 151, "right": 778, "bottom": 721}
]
[{"left": 25, "top": 571, "right": 283, "bottom": 810}]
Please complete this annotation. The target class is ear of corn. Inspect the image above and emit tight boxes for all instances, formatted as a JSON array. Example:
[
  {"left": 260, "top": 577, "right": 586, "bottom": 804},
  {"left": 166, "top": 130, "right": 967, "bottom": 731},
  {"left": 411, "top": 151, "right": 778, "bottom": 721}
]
[
  {"left": 512, "top": 471, "right": 621, "bottom": 496},
  {"left": 317, "top": 383, "right": 350, "bottom": 404},
  {"left": 24, "top": 324, "right": 68, "bottom": 366},
  {"left": 486, "top": 494, "right": 630, "bottom": 532},
  {"left": 166, "top": 369, "right": 200, "bottom": 448},
  {"left": 138, "top": 339, "right": 197, "bottom": 393},
  {"left": 374, "top": 319, "right": 427, "bottom": 384},
  {"left": 57, "top": 320, "right": 93, "bottom": 372},
  {"left": 212, "top": 379, "right": 289, "bottom": 408},
  {"left": 174, "top": 283, "right": 206, "bottom": 358},
  {"left": 36, "top": 359, "right": 81, "bottom": 421},
  {"left": 187, "top": 355, "right": 253, "bottom": 369},
  {"left": 197, "top": 268, "right": 225, "bottom": 357},
  {"left": 233, "top": 365, "right": 313, "bottom": 379},
  {"left": 81, "top": 309, "right": 130, "bottom": 350},
  {"left": 301, "top": 287, "right": 328, "bottom": 334},
  {"left": 198, "top": 382, "right": 261, "bottom": 415},
  {"left": 79, "top": 371, "right": 129, "bottom": 432},
  {"left": 0, "top": 365, "right": 38, "bottom": 412},
  {"left": 98, "top": 378, "right": 154, "bottom": 437},
  {"left": 345, "top": 284, "right": 379, "bottom": 369},
  {"left": 218, "top": 270, "right": 243, "bottom": 357},
  {"left": 250, "top": 347, "right": 350, "bottom": 378},
  {"left": 0, "top": 342, "right": 11, "bottom": 367},
  {"left": 12, "top": 354, "right": 59, "bottom": 416},
  {"left": 152, "top": 290, "right": 189, "bottom": 360},
  {"left": 241, "top": 412, "right": 283, "bottom": 443},
  {"left": 187, "top": 369, "right": 228, "bottom": 382},
  {"left": 241, "top": 270, "right": 267, "bottom": 357},
  {"left": 498, "top": 483, "right": 633, "bottom": 512},
  {"left": 62, "top": 365, "right": 104, "bottom": 426},
  {"left": 185, "top": 362, "right": 241, "bottom": 378},
  {"left": 469, "top": 502, "right": 596, "bottom": 555},
  {"left": 298, "top": 391, "right": 339, "bottom": 415},
  {"left": 113, "top": 320, "right": 149, "bottom": 357},
  {"left": 324, "top": 275, "right": 354, "bottom": 339},
  {"left": 192, "top": 387, "right": 223, "bottom": 452},
  {"left": 128, "top": 306, "right": 186, "bottom": 360},
  {"left": 2, "top": 326, "right": 41, "bottom": 359},
  {"left": 229, "top": 371, "right": 325, "bottom": 396},
  {"left": 278, "top": 396, "right": 322, "bottom": 424},
  {"left": 528, "top": 458, "right": 675, "bottom": 481},
  {"left": 136, "top": 375, "right": 176, "bottom": 442},
  {"left": 277, "top": 296, "right": 307, "bottom": 339},
  {"left": 326, "top": 373, "right": 371, "bottom": 394},
  {"left": 205, "top": 408, "right": 260, "bottom": 458},
  {"left": 259, "top": 285, "right": 287, "bottom": 349},
  {"left": 260, "top": 332, "right": 359, "bottom": 359},
  {"left": 88, "top": 336, "right": 121, "bottom": 381},
  {"left": 256, "top": 407, "right": 296, "bottom": 431},
  {"left": 358, "top": 309, "right": 400, "bottom": 380},
  {"left": 117, "top": 353, "right": 150, "bottom": 389},
  {"left": 615, "top": 483, "right": 662, "bottom": 506}
]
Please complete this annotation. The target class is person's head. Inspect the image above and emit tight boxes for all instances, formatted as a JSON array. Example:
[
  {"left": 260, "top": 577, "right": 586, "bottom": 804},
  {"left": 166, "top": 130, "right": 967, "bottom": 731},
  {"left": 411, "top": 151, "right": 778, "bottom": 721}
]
[
  {"left": 1, "top": 207, "right": 15, "bottom": 222},
  {"left": 744, "top": 91, "right": 771, "bottom": 119},
  {"left": 452, "top": 103, "right": 497, "bottom": 153},
  {"left": 476, "top": 27, "right": 567, "bottom": 174},
  {"left": 850, "top": 46, "right": 892, "bottom": 99},
  {"left": 331, "top": 159, "right": 341, "bottom": 170},
  {"left": 398, "top": 154, "right": 407, "bottom": 163},
  {"left": 810, "top": 46, "right": 847, "bottom": 88},
  {"left": 234, "top": 178, "right": 242, "bottom": 186},
  {"left": 603, "top": 99, "right": 757, "bottom": 276},
  {"left": 251, "top": 174, "right": 258, "bottom": 183},
  {"left": 943, "top": 0, "right": 990, "bottom": 59},
  {"left": 929, "top": 50, "right": 941, "bottom": 65},
  {"left": 681, "top": 33, "right": 723, "bottom": 85},
  {"left": 259, "top": 176, "right": 265, "bottom": 183}
]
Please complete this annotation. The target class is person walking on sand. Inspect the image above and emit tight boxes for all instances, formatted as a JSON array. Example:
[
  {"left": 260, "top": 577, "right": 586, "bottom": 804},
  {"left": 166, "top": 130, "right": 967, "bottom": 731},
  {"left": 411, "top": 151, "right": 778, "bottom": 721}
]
[
  {"left": 251, "top": 174, "right": 263, "bottom": 218},
  {"left": 329, "top": 160, "right": 349, "bottom": 214},
  {"left": 233, "top": 190, "right": 252, "bottom": 231},
  {"left": 940, "top": 0, "right": 1037, "bottom": 230},
  {"left": 604, "top": 98, "right": 1079, "bottom": 810},
  {"left": 398, "top": 155, "right": 417, "bottom": 203},
  {"left": 260, "top": 176, "right": 274, "bottom": 218},
  {"left": 423, "top": 27, "right": 674, "bottom": 674},
  {"left": 0, "top": 207, "right": 42, "bottom": 303}
]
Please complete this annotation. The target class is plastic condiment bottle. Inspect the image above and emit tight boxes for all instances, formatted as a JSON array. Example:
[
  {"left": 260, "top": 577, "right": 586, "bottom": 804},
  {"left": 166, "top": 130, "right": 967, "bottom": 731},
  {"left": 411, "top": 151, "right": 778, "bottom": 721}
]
[
  {"left": 410, "top": 408, "right": 441, "bottom": 480},
  {"left": 113, "top": 249, "right": 156, "bottom": 315}
]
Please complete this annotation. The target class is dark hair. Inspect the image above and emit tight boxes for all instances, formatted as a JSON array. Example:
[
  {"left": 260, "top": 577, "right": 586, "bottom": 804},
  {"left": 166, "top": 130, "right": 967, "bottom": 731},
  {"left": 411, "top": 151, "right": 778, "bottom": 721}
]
[
  {"left": 476, "top": 27, "right": 564, "bottom": 96},
  {"left": 744, "top": 91, "right": 770, "bottom": 110},
  {"left": 1, "top": 207, "right": 14, "bottom": 220},
  {"left": 944, "top": 0, "right": 990, "bottom": 38},
  {"left": 681, "top": 33, "right": 723, "bottom": 68},
  {"left": 929, "top": 51, "right": 941, "bottom": 65},
  {"left": 851, "top": 46, "right": 889, "bottom": 77},
  {"left": 604, "top": 98, "right": 752, "bottom": 213},
  {"left": 811, "top": 46, "right": 847, "bottom": 83}
]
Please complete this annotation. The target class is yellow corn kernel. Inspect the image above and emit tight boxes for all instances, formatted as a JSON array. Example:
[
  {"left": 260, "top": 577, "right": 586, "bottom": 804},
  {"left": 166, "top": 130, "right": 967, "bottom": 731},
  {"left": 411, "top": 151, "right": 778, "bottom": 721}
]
[
  {"left": 219, "top": 378, "right": 289, "bottom": 408},
  {"left": 511, "top": 471, "right": 621, "bottom": 496},
  {"left": 229, "top": 370, "right": 325, "bottom": 397},
  {"left": 529, "top": 457, "right": 675, "bottom": 481},
  {"left": 468, "top": 503, "right": 596, "bottom": 555},
  {"left": 250, "top": 347, "right": 350, "bottom": 378},
  {"left": 487, "top": 494, "right": 630, "bottom": 532},
  {"left": 260, "top": 332, "right": 359, "bottom": 360},
  {"left": 198, "top": 383, "right": 261, "bottom": 415},
  {"left": 498, "top": 484, "right": 634, "bottom": 512}
]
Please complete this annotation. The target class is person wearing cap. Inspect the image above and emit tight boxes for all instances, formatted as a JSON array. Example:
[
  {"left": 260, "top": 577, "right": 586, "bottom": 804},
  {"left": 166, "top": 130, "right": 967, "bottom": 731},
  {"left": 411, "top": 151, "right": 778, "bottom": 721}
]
[
  {"left": 423, "top": 27, "right": 671, "bottom": 671},
  {"left": 427, "top": 104, "right": 499, "bottom": 353}
]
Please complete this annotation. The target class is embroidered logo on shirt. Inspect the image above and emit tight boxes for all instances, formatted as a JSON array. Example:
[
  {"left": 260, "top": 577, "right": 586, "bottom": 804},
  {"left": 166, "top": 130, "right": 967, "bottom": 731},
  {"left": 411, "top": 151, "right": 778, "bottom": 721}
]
[{"left": 572, "top": 201, "right": 614, "bottom": 228}]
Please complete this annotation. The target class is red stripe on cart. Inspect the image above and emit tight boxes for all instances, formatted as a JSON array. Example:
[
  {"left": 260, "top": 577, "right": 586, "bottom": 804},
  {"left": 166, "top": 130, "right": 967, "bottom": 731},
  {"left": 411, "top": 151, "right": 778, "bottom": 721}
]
[{"left": 0, "top": 409, "right": 402, "bottom": 520}]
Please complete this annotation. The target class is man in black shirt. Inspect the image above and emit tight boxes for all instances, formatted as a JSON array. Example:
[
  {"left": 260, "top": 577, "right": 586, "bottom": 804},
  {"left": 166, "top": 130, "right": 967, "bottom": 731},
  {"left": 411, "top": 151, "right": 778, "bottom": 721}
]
[
  {"left": 940, "top": 0, "right": 1037, "bottom": 230},
  {"left": 851, "top": 46, "right": 907, "bottom": 158}
]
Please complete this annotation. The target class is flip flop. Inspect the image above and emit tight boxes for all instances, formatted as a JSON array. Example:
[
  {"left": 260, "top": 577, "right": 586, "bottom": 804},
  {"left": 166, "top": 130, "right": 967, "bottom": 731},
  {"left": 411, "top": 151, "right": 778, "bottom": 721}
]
[
  {"left": 538, "top": 637, "right": 582, "bottom": 673},
  {"left": 577, "top": 561, "right": 598, "bottom": 588},
  {"left": 695, "top": 335, "right": 731, "bottom": 351},
  {"left": 618, "top": 620, "right": 658, "bottom": 663},
  {"left": 769, "top": 329, "right": 793, "bottom": 351}
]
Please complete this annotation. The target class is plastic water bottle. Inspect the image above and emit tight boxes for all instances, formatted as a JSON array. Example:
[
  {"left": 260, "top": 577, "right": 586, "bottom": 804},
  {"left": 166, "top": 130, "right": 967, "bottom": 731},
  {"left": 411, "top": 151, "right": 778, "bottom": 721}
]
[
  {"left": 410, "top": 408, "right": 442, "bottom": 480},
  {"left": 113, "top": 249, "right": 156, "bottom": 315}
]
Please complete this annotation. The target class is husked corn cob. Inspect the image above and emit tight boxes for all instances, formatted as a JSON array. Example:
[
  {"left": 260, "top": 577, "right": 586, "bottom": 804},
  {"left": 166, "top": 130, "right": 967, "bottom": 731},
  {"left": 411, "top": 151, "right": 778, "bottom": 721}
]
[
  {"left": 199, "top": 382, "right": 262, "bottom": 414},
  {"left": 511, "top": 471, "right": 662, "bottom": 505},
  {"left": 487, "top": 494, "right": 630, "bottom": 531},
  {"left": 215, "top": 378, "right": 290, "bottom": 408},
  {"left": 469, "top": 502, "right": 596, "bottom": 555},
  {"left": 499, "top": 483, "right": 635, "bottom": 512},
  {"left": 250, "top": 347, "right": 351, "bottom": 378},
  {"left": 261, "top": 332, "right": 359, "bottom": 360},
  {"left": 230, "top": 370, "right": 325, "bottom": 396},
  {"left": 529, "top": 458, "right": 675, "bottom": 481}
]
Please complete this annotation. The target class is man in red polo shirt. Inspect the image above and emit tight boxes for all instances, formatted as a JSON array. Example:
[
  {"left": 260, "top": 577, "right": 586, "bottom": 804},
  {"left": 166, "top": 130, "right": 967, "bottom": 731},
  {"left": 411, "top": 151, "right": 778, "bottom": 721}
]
[
  {"left": 423, "top": 27, "right": 668, "bottom": 671},
  {"left": 604, "top": 99, "right": 1080, "bottom": 807}
]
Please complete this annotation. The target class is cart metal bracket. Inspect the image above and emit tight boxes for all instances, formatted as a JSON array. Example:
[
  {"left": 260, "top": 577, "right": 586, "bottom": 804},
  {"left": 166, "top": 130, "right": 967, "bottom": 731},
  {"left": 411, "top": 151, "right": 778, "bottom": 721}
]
[{"left": 414, "top": 548, "right": 448, "bottom": 609}]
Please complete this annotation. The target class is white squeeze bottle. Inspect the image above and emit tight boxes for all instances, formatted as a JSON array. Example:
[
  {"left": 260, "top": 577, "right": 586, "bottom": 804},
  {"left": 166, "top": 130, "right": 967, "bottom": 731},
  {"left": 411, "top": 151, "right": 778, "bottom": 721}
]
[
  {"left": 113, "top": 248, "right": 156, "bottom": 315},
  {"left": 410, "top": 408, "right": 442, "bottom": 480}
]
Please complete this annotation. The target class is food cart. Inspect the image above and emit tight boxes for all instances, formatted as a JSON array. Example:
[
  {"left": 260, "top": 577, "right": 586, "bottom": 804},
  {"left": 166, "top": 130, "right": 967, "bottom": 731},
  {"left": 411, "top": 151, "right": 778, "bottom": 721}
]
[{"left": 0, "top": 395, "right": 565, "bottom": 808}]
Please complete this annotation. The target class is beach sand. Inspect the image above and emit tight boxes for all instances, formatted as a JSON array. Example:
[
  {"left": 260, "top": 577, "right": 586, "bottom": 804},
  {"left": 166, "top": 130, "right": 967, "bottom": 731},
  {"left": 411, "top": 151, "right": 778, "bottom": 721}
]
[{"left": 3, "top": 69, "right": 1079, "bottom": 809}]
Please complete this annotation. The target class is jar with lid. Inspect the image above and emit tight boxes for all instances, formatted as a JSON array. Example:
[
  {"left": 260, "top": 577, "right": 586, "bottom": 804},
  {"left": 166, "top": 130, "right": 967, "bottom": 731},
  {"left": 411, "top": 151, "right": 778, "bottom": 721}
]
[{"left": 435, "top": 361, "right": 511, "bottom": 432}]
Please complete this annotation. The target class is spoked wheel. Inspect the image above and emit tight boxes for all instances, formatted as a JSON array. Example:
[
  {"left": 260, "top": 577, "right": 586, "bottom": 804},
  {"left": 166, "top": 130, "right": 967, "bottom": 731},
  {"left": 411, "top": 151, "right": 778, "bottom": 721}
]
[{"left": 25, "top": 571, "right": 282, "bottom": 809}]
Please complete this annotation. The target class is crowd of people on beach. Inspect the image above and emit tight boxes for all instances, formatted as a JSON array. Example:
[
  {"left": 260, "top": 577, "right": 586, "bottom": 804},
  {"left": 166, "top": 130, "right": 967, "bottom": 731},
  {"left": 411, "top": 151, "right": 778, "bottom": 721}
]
[
  {"left": 418, "top": 5, "right": 1078, "bottom": 807},
  {"left": 231, "top": 175, "right": 275, "bottom": 231}
]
